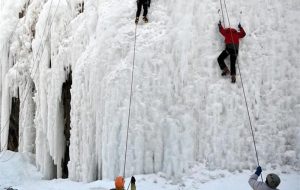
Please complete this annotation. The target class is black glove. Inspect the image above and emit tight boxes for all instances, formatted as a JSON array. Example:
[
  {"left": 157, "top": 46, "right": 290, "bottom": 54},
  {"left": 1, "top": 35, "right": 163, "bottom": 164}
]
[
  {"left": 218, "top": 20, "right": 222, "bottom": 27},
  {"left": 131, "top": 176, "right": 136, "bottom": 184},
  {"left": 255, "top": 166, "right": 262, "bottom": 176},
  {"left": 238, "top": 23, "right": 242, "bottom": 29}
]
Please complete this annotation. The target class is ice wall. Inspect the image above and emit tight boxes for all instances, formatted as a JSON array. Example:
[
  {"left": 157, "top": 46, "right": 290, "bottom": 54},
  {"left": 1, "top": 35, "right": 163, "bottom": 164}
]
[
  {"left": 0, "top": 0, "right": 28, "bottom": 151},
  {"left": 0, "top": 0, "right": 299, "bottom": 182}
]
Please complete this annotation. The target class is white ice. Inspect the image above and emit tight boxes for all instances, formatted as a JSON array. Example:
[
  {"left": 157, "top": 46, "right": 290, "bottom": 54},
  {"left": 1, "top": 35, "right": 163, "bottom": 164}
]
[{"left": 0, "top": 0, "right": 299, "bottom": 186}]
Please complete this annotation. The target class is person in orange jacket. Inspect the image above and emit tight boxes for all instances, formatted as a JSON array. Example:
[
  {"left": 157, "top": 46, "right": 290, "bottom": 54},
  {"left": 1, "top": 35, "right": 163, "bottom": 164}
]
[
  {"left": 110, "top": 176, "right": 136, "bottom": 190},
  {"left": 217, "top": 20, "right": 246, "bottom": 83}
]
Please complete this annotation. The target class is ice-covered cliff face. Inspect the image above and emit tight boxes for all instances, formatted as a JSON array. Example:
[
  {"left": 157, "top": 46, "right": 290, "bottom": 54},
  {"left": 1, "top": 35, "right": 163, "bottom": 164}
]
[{"left": 0, "top": 0, "right": 299, "bottom": 182}]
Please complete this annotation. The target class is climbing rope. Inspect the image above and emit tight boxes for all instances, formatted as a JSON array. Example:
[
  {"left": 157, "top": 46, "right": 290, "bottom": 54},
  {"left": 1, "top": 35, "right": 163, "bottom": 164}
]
[
  {"left": 123, "top": 24, "right": 138, "bottom": 177},
  {"left": 222, "top": 0, "right": 263, "bottom": 181},
  {"left": 0, "top": 0, "right": 61, "bottom": 162}
]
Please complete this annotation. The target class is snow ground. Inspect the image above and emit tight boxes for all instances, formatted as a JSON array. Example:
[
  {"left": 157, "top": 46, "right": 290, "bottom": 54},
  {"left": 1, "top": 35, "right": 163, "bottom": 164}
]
[{"left": 0, "top": 151, "right": 299, "bottom": 190}]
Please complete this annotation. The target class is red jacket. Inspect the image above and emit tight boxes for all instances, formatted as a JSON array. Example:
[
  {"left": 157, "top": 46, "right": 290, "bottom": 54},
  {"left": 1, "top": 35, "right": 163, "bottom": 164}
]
[{"left": 219, "top": 26, "right": 246, "bottom": 45}]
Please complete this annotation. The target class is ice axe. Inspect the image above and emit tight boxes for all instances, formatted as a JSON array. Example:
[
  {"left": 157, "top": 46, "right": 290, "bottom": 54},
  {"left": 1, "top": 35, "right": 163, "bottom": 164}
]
[
  {"left": 239, "top": 11, "right": 243, "bottom": 26},
  {"left": 218, "top": 9, "right": 225, "bottom": 27}
]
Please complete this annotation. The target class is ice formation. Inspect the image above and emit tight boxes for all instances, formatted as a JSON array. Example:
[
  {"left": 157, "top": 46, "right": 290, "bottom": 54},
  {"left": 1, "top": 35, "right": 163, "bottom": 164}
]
[{"left": 0, "top": 0, "right": 299, "bottom": 182}]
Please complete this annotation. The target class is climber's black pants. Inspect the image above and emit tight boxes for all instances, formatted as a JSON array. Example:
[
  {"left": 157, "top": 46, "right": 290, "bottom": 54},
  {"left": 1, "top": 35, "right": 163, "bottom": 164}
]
[
  {"left": 218, "top": 47, "right": 238, "bottom": 75},
  {"left": 136, "top": 1, "right": 148, "bottom": 17}
]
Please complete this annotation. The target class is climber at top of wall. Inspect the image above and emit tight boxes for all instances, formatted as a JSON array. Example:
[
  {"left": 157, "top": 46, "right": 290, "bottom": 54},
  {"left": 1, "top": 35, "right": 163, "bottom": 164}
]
[
  {"left": 110, "top": 176, "right": 136, "bottom": 190},
  {"left": 249, "top": 166, "right": 281, "bottom": 190},
  {"left": 217, "top": 20, "right": 246, "bottom": 83},
  {"left": 135, "top": 0, "right": 151, "bottom": 24}
]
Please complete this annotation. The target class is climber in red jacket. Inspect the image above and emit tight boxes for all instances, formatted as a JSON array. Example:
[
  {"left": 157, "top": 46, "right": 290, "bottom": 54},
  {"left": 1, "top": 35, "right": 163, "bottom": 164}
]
[{"left": 217, "top": 21, "right": 246, "bottom": 83}]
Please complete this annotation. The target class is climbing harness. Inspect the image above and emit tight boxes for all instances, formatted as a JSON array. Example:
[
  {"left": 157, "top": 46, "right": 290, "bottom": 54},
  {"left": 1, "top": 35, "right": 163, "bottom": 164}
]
[
  {"left": 220, "top": 0, "right": 263, "bottom": 181},
  {"left": 123, "top": 24, "right": 138, "bottom": 178}
]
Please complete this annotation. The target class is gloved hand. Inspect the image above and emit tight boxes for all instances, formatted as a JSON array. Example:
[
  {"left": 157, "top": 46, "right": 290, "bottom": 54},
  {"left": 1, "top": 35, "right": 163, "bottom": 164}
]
[
  {"left": 255, "top": 166, "right": 262, "bottom": 176},
  {"left": 218, "top": 20, "right": 222, "bottom": 27},
  {"left": 238, "top": 23, "right": 242, "bottom": 28},
  {"left": 131, "top": 176, "right": 136, "bottom": 184}
]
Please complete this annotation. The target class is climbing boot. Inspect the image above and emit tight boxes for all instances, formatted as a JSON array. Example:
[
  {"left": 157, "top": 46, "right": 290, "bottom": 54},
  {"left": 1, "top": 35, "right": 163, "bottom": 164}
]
[
  {"left": 135, "top": 17, "right": 139, "bottom": 24},
  {"left": 143, "top": 16, "right": 148, "bottom": 23},
  {"left": 231, "top": 75, "right": 236, "bottom": 83},
  {"left": 221, "top": 67, "right": 230, "bottom": 76}
]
